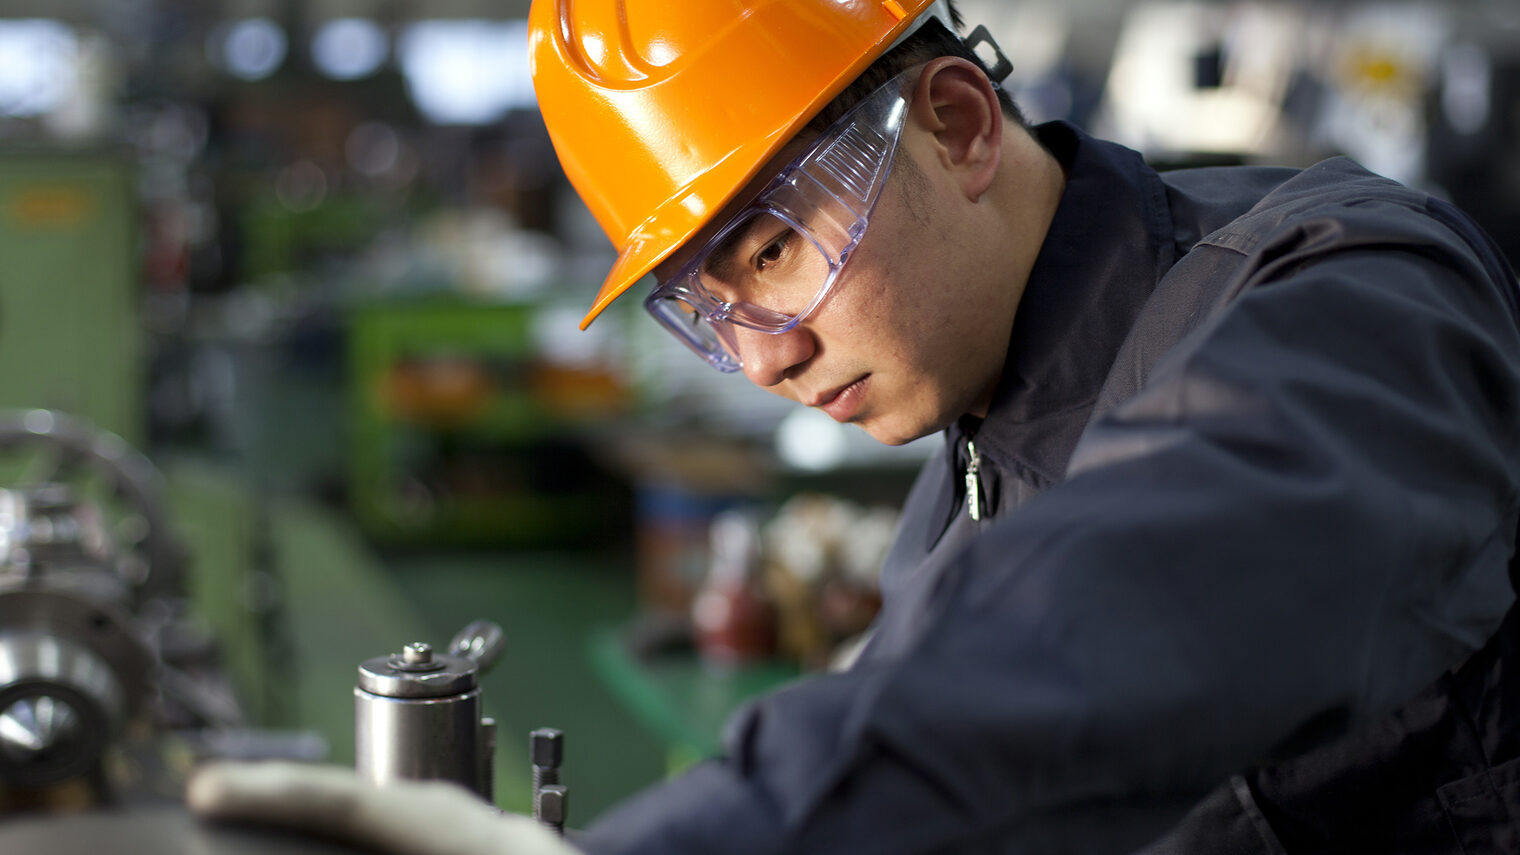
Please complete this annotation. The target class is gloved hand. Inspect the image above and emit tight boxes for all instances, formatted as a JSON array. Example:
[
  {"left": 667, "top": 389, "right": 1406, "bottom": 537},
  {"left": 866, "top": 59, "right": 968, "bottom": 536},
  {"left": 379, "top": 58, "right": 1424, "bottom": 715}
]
[{"left": 187, "top": 761, "right": 582, "bottom": 855}]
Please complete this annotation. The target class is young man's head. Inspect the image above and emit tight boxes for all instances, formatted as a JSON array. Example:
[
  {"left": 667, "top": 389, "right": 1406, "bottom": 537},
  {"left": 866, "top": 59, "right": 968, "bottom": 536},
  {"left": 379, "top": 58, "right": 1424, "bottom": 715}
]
[{"left": 530, "top": 0, "right": 1065, "bottom": 444}]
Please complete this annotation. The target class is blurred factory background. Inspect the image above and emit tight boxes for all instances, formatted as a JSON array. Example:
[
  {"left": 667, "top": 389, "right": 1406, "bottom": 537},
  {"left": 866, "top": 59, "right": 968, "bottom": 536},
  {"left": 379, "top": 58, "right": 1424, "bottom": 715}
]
[{"left": 0, "top": 0, "right": 1516, "bottom": 834}]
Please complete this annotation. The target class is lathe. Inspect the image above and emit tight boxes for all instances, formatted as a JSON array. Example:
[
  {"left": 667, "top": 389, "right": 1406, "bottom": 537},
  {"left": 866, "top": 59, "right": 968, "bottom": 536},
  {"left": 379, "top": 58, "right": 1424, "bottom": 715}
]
[{"left": 0, "top": 408, "right": 567, "bottom": 852}]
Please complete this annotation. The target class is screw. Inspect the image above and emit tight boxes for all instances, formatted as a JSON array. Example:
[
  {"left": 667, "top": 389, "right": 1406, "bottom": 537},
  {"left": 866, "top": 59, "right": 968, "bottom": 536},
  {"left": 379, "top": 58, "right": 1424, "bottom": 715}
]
[
  {"left": 537, "top": 784, "right": 567, "bottom": 836},
  {"left": 402, "top": 642, "right": 433, "bottom": 664},
  {"left": 530, "top": 728, "right": 563, "bottom": 822}
]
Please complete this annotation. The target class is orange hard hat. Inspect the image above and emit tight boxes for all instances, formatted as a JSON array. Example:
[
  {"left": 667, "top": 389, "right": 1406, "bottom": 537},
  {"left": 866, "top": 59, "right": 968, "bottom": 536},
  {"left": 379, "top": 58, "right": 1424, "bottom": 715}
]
[{"left": 528, "top": 0, "right": 948, "bottom": 329}]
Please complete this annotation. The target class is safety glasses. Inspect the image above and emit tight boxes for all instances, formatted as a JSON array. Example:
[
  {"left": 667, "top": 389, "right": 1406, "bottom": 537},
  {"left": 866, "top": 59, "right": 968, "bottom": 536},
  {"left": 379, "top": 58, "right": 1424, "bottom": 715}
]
[{"left": 644, "top": 65, "right": 920, "bottom": 372}]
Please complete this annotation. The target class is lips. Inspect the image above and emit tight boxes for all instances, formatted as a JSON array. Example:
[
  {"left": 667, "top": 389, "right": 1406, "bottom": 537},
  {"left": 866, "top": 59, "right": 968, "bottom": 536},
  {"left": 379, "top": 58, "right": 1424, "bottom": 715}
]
[{"left": 814, "top": 376, "right": 869, "bottom": 423}]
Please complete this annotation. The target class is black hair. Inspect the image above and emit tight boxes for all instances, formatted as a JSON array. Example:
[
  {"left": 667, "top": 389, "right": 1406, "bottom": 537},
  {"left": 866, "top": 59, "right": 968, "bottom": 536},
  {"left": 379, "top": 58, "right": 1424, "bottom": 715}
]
[{"left": 804, "top": 1, "right": 1026, "bottom": 135}]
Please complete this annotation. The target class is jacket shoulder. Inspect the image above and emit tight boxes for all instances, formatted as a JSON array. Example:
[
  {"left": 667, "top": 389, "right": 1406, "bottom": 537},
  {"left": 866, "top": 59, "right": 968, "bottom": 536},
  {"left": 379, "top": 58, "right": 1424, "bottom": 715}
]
[{"left": 1189, "top": 158, "right": 1450, "bottom": 259}]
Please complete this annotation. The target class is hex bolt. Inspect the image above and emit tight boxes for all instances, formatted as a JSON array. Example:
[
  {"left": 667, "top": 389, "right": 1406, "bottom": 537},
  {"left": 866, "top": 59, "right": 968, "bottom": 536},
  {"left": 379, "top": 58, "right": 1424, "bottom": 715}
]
[
  {"left": 537, "top": 784, "right": 567, "bottom": 836},
  {"left": 402, "top": 642, "right": 433, "bottom": 665},
  {"left": 530, "top": 728, "right": 563, "bottom": 822}
]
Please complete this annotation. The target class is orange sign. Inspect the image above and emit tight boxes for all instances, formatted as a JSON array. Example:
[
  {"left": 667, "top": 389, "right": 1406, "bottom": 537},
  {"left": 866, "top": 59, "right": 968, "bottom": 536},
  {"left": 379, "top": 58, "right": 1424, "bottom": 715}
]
[{"left": 7, "top": 186, "right": 96, "bottom": 229}]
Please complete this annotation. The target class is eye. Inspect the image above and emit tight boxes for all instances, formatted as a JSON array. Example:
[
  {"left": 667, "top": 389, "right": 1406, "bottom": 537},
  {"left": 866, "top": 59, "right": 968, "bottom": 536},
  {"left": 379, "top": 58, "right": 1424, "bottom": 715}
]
[{"left": 753, "top": 229, "right": 795, "bottom": 272}]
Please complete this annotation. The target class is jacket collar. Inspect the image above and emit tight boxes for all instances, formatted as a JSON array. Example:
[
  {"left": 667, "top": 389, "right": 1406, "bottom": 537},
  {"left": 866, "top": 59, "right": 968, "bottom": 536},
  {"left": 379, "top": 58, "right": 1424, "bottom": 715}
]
[{"left": 952, "top": 122, "right": 1176, "bottom": 492}]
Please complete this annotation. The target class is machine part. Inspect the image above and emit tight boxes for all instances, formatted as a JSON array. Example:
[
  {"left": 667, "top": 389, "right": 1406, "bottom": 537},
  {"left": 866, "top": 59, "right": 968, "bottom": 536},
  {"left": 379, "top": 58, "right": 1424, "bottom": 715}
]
[
  {"left": 448, "top": 621, "right": 505, "bottom": 673},
  {"left": 0, "top": 409, "right": 186, "bottom": 603},
  {"left": 177, "top": 729, "right": 329, "bottom": 763},
  {"left": 0, "top": 484, "right": 110, "bottom": 579},
  {"left": 478, "top": 716, "right": 496, "bottom": 806},
  {"left": 0, "top": 587, "right": 153, "bottom": 719},
  {"left": 536, "top": 784, "right": 567, "bottom": 837},
  {"left": 0, "top": 585, "right": 153, "bottom": 790},
  {"left": 0, "top": 486, "right": 128, "bottom": 610},
  {"left": 0, "top": 475, "right": 188, "bottom": 804},
  {"left": 0, "top": 412, "right": 287, "bottom": 811},
  {"left": 0, "top": 804, "right": 379, "bottom": 855},
  {"left": 354, "top": 647, "right": 482, "bottom": 792},
  {"left": 529, "top": 727, "right": 563, "bottom": 823},
  {"left": 354, "top": 621, "right": 505, "bottom": 800},
  {"left": 155, "top": 665, "right": 249, "bottom": 731},
  {"left": 0, "top": 633, "right": 124, "bottom": 792},
  {"left": 0, "top": 685, "right": 103, "bottom": 791},
  {"left": 400, "top": 642, "right": 434, "bottom": 666}
]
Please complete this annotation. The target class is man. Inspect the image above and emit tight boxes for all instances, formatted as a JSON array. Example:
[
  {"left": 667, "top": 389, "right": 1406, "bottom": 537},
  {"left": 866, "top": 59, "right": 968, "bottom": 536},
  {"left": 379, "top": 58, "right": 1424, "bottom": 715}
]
[{"left": 192, "top": 1, "right": 1520, "bottom": 852}]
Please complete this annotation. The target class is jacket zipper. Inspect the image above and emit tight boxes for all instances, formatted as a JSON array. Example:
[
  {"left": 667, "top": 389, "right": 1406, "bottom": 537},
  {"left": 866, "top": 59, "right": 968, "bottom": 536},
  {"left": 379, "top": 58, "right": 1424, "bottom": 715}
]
[{"left": 965, "top": 439, "right": 984, "bottom": 522}]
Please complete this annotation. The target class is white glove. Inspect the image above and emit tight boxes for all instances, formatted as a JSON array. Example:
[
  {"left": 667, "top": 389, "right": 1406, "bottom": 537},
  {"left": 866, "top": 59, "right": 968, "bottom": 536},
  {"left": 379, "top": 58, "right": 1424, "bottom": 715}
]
[{"left": 187, "top": 761, "right": 582, "bottom": 855}]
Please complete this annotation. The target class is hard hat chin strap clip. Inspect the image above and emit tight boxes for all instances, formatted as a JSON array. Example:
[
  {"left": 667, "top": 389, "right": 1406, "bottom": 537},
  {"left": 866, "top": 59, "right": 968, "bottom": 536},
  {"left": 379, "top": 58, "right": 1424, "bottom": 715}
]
[{"left": 964, "top": 24, "right": 1013, "bottom": 87}]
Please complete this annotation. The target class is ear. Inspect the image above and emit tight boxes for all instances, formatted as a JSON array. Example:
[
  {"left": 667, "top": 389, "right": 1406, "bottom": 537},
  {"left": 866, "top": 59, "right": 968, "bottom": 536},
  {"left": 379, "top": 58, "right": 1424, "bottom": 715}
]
[{"left": 910, "top": 58, "right": 1003, "bottom": 203}]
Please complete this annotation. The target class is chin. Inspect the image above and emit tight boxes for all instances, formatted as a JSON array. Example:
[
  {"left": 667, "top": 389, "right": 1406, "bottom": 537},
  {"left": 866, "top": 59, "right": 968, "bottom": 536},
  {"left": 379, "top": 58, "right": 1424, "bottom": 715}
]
[{"left": 860, "top": 418, "right": 938, "bottom": 447}]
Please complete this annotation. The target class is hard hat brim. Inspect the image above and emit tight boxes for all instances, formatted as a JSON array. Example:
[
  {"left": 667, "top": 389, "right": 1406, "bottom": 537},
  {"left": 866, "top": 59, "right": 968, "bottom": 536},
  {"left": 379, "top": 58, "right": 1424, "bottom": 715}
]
[{"left": 571, "top": 22, "right": 937, "bottom": 328}]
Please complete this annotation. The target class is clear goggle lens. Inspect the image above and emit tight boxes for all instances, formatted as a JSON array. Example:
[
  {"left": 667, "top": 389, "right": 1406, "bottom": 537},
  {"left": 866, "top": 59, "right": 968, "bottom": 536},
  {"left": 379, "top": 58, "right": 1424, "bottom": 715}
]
[
  {"left": 649, "top": 208, "right": 839, "bottom": 372},
  {"left": 645, "top": 292, "right": 741, "bottom": 372},
  {"left": 645, "top": 65, "right": 916, "bottom": 373}
]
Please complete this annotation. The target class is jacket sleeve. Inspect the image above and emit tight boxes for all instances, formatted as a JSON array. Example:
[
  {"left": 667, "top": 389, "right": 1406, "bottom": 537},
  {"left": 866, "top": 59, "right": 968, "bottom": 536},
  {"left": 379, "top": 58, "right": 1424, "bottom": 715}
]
[{"left": 577, "top": 206, "right": 1520, "bottom": 854}]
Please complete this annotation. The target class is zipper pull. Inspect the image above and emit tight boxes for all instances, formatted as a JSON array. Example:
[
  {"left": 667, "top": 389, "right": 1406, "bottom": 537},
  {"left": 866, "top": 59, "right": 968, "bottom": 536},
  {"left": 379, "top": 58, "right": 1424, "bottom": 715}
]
[{"left": 965, "top": 439, "right": 984, "bottom": 522}]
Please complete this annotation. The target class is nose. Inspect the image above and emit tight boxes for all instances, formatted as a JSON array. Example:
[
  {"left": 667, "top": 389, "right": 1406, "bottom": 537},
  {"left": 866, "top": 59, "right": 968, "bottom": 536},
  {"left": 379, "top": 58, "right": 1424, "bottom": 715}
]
[{"left": 734, "top": 324, "right": 816, "bottom": 388}]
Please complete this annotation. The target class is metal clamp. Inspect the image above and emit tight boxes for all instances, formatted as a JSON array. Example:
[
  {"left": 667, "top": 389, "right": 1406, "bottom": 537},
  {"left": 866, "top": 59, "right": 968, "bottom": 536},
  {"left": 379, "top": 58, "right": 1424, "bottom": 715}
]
[{"left": 354, "top": 620, "right": 506, "bottom": 800}]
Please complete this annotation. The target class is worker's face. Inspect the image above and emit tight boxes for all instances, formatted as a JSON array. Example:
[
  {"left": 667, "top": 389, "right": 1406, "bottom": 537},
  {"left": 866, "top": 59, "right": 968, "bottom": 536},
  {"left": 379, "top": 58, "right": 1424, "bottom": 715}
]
[
  {"left": 654, "top": 61, "right": 1049, "bottom": 446},
  {"left": 716, "top": 157, "right": 1003, "bottom": 445}
]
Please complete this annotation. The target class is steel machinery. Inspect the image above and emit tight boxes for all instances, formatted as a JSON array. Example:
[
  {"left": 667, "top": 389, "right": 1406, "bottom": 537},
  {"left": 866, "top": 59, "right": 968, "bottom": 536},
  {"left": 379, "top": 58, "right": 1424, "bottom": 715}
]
[
  {"left": 0, "top": 408, "right": 249, "bottom": 809},
  {"left": 355, "top": 622, "right": 571, "bottom": 835}
]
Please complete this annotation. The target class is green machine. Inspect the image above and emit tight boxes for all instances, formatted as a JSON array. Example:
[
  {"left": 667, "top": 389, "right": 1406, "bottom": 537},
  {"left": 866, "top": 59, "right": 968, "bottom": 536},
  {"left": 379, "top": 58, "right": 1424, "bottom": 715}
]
[
  {"left": 347, "top": 297, "right": 622, "bottom": 546},
  {"left": 0, "top": 149, "right": 141, "bottom": 447}
]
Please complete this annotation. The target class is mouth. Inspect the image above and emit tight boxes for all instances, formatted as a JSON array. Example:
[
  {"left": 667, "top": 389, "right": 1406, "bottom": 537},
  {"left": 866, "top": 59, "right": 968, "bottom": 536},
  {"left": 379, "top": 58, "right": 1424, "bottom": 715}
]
[{"left": 811, "top": 376, "right": 869, "bottom": 423}]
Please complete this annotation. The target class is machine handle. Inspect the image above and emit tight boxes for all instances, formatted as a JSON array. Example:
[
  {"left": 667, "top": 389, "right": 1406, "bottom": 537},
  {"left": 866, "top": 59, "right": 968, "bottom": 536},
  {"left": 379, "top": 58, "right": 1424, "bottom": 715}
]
[{"left": 448, "top": 620, "right": 506, "bottom": 673}]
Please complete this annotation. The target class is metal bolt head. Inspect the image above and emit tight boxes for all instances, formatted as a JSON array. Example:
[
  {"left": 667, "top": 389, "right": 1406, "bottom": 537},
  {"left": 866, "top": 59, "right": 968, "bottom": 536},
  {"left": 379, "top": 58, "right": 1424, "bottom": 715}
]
[
  {"left": 537, "top": 784, "right": 567, "bottom": 825},
  {"left": 402, "top": 642, "right": 433, "bottom": 664},
  {"left": 530, "top": 728, "right": 563, "bottom": 767}
]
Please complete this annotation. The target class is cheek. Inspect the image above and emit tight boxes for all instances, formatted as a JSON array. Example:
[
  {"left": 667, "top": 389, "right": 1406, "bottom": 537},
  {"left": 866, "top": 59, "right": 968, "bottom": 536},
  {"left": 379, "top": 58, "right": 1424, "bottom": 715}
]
[
  {"left": 812, "top": 198, "right": 976, "bottom": 380},
  {"left": 821, "top": 267, "right": 923, "bottom": 359},
  {"left": 865, "top": 210, "right": 960, "bottom": 329},
  {"left": 817, "top": 249, "right": 948, "bottom": 370},
  {"left": 868, "top": 262, "right": 1003, "bottom": 401},
  {"left": 857, "top": 256, "right": 957, "bottom": 358}
]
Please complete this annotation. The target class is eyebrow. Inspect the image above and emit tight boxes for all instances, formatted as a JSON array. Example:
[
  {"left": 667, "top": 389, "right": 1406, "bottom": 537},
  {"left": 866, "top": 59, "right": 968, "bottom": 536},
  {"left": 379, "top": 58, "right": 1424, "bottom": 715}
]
[{"left": 703, "top": 215, "right": 771, "bottom": 280}]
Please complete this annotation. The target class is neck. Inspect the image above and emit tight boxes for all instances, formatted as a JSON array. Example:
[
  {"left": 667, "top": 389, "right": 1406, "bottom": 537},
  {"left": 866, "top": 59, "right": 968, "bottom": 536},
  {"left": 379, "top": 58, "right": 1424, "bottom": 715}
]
[{"left": 966, "top": 123, "right": 1066, "bottom": 419}]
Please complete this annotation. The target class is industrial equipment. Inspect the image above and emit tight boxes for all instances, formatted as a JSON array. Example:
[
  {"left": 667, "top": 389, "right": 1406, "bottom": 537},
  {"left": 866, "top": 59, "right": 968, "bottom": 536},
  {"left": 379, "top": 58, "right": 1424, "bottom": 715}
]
[
  {"left": 355, "top": 621, "right": 571, "bottom": 835},
  {"left": 354, "top": 620, "right": 505, "bottom": 799},
  {"left": 0, "top": 408, "right": 257, "bottom": 811}
]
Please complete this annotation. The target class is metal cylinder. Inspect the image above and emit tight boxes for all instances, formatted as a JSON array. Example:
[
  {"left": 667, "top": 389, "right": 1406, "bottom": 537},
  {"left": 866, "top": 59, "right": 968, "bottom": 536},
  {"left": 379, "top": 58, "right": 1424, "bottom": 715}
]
[
  {"left": 354, "top": 643, "right": 487, "bottom": 796},
  {"left": 0, "top": 632, "right": 122, "bottom": 788},
  {"left": 354, "top": 688, "right": 483, "bottom": 791},
  {"left": 0, "top": 585, "right": 151, "bottom": 792}
]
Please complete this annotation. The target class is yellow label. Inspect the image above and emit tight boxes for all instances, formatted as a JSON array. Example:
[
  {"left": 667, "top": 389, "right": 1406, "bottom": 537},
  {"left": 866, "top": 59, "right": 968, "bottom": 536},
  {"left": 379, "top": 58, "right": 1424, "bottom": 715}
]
[{"left": 7, "top": 186, "right": 96, "bottom": 229}]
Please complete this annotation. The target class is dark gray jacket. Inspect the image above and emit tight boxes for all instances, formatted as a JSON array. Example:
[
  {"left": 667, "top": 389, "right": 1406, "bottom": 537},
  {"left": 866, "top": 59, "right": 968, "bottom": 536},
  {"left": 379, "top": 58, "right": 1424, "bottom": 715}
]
[{"left": 581, "top": 122, "right": 1520, "bottom": 854}]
